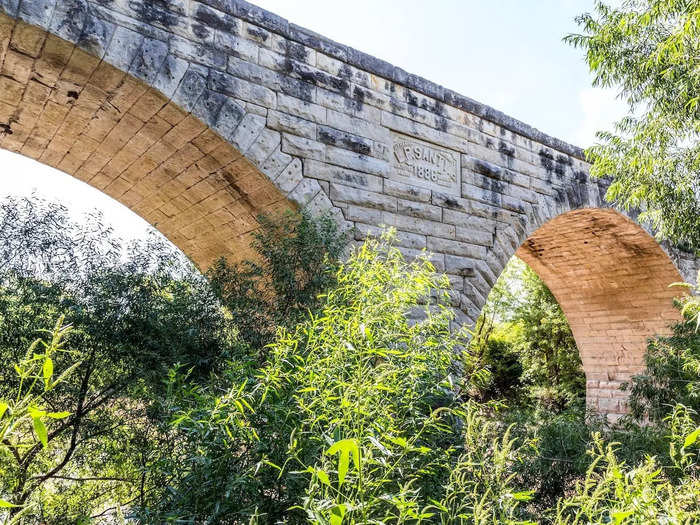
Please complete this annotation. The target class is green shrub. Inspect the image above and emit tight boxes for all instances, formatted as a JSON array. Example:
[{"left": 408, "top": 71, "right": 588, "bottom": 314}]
[
  {"left": 554, "top": 406, "right": 699, "bottom": 524},
  {"left": 206, "top": 210, "right": 347, "bottom": 350},
  {"left": 143, "top": 234, "right": 534, "bottom": 523},
  {"left": 623, "top": 275, "right": 700, "bottom": 424}
]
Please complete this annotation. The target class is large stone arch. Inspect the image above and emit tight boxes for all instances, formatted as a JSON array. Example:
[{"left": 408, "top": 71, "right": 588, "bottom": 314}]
[
  {"left": 1, "top": 0, "right": 698, "bottom": 416},
  {"left": 0, "top": 5, "right": 340, "bottom": 268}
]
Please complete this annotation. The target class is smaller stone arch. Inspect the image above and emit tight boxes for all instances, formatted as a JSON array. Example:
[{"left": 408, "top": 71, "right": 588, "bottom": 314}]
[{"left": 487, "top": 207, "right": 689, "bottom": 420}]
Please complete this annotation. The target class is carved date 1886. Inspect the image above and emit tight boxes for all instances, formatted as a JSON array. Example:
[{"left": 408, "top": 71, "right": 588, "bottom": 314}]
[{"left": 391, "top": 132, "right": 460, "bottom": 194}]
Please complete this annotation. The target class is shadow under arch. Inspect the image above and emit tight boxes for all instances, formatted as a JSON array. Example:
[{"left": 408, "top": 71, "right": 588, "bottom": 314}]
[
  {"left": 513, "top": 207, "right": 685, "bottom": 419},
  {"left": 0, "top": 15, "right": 302, "bottom": 269}
]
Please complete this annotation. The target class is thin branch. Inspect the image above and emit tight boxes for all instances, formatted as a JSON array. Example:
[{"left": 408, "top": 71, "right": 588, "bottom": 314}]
[{"left": 27, "top": 474, "right": 134, "bottom": 483}]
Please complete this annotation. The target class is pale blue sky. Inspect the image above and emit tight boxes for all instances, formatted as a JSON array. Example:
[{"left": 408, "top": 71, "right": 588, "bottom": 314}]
[{"left": 2, "top": 0, "right": 625, "bottom": 239}]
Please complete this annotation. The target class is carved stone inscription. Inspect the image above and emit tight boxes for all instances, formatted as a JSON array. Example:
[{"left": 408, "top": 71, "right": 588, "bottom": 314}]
[{"left": 391, "top": 131, "right": 460, "bottom": 194}]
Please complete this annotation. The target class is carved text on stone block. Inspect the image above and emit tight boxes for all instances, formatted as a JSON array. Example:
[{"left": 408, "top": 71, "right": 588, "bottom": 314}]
[{"left": 390, "top": 132, "right": 460, "bottom": 194}]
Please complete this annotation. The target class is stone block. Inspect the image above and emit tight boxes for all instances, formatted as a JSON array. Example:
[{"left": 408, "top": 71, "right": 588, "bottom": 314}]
[
  {"left": 324, "top": 145, "right": 388, "bottom": 177},
  {"left": 383, "top": 179, "right": 431, "bottom": 203},
  {"left": 260, "top": 145, "right": 291, "bottom": 179},
  {"left": 345, "top": 205, "right": 381, "bottom": 224},
  {"left": 229, "top": 112, "right": 265, "bottom": 152},
  {"left": 281, "top": 133, "right": 324, "bottom": 160},
  {"left": 397, "top": 199, "right": 442, "bottom": 221},
  {"left": 208, "top": 69, "right": 276, "bottom": 108},
  {"left": 267, "top": 109, "right": 316, "bottom": 139},
  {"left": 381, "top": 212, "right": 455, "bottom": 240},
  {"left": 247, "top": 127, "right": 280, "bottom": 167},
  {"left": 78, "top": 15, "right": 115, "bottom": 58},
  {"left": 277, "top": 93, "right": 326, "bottom": 123},
  {"left": 288, "top": 177, "right": 321, "bottom": 206},
  {"left": 455, "top": 226, "right": 493, "bottom": 247},
  {"left": 104, "top": 25, "right": 144, "bottom": 72},
  {"left": 427, "top": 237, "right": 486, "bottom": 260},
  {"left": 18, "top": 0, "right": 53, "bottom": 27},
  {"left": 170, "top": 34, "right": 225, "bottom": 70},
  {"left": 305, "top": 188, "right": 335, "bottom": 216},
  {"left": 213, "top": 30, "right": 258, "bottom": 61},
  {"left": 228, "top": 56, "right": 281, "bottom": 90},
  {"left": 330, "top": 183, "right": 397, "bottom": 212},
  {"left": 275, "top": 157, "right": 303, "bottom": 192},
  {"left": 192, "top": 88, "right": 227, "bottom": 128},
  {"left": 304, "top": 159, "right": 382, "bottom": 192},
  {"left": 171, "top": 64, "right": 208, "bottom": 112},
  {"left": 445, "top": 255, "right": 477, "bottom": 277},
  {"left": 130, "top": 37, "right": 169, "bottom": 84},
  {"left": 213, "top": 98, "right": 246, "bottom": 140}
]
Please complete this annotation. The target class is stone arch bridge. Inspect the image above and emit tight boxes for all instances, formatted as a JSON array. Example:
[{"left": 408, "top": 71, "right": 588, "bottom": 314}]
[{"left": 0, "top": 0, "right": 697, "bottom": 419}]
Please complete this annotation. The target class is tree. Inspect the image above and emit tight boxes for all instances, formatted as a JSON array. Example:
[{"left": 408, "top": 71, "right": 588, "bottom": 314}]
[
  {"left": 470, "top": 258, "right": 585, "bottom": 410},
  {"left": 512, "top": 264, "right": 585, "bottom": 411},
  {"left": 0, "top": 196, "right": 348, "bottom": 522},
  {"left": 206, "top": 209, "right": 347, "bottom": 349},
  {"left": 566, "top": 0, "right": 700, "bottom": 250},
  {"left": 0, "top": 196, "right": 242, "bottom": 522}
]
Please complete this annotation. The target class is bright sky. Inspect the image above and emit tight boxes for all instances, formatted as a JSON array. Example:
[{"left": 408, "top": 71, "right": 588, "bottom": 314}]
[{"left": 1, "top": 0, "right": 626, "bottom": 240}]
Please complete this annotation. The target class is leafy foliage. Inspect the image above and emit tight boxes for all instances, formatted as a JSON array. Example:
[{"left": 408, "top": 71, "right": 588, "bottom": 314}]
[
  {"left": 144, "top": 236, "right": 700, "bottom": 524},
  {"left": 555, "top": 407, "right": 699, "bottom": 524},
  {"left": 0, "top": 319, "right": 75, "bottom": 523},
  {"left": 566, "top": 0, "right": 700, "bottom": 249},
  {"left": 0, "top": 194, "right": 698, "bottom": 523},
  {"left": 623, "top": 273, "right": 700, "bottom": 423},
  {"left": 470, "top": 258, "right": 585, "bottom": 411},
  {"left": 0, "top": 197, "right": 242, "bottom": 522},
  {"left": 142, "top": 235, "right": 537, "bottom": 523},
  {"left": 206, "top": 210, "right": 347, "bottom": 349}
]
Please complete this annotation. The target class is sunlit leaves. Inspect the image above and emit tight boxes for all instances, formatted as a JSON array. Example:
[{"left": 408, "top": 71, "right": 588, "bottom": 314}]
[
  {"left": 42, "top": 357, "right": 53, "bottom": 390},
  {"left": 556, "top": 424, "right": 700, "bottom": 523},
  {"left": 31, "top": 415, "right": 48, "bottom": 449},
  {"left": 684, "top": 427, "right": 700, "bottom": 448},
  {"left": 325, "top": 439, "right": 360, "bottom": 487},
  {"left": 0, "top": 319, "right": 81, "bottom": 519},
  {"left": 329, "top": 503, "right": 346, "bottom": 525},
  {"left": 566, "top": 0, "right": 700, "bottom": 250}
]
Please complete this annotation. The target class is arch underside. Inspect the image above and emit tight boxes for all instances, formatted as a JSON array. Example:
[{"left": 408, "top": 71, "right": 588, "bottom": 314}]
[
  {"left": 516, "top": 208, "right": 684, "bottom": 418},
  {"left": 0, "top": 15, "right": 291, "bottom": 268}
]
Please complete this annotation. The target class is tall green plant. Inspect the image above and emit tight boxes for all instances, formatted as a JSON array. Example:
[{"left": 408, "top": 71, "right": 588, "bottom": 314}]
[
  {"left": 554, "top": 406, "right": 699, "bottom": 524},
  {"left": 144, "top": 233, "right": 534, "bottom": 523},
  {"left": 0, "top": 318, "right": 76, "bottom": 523}
]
